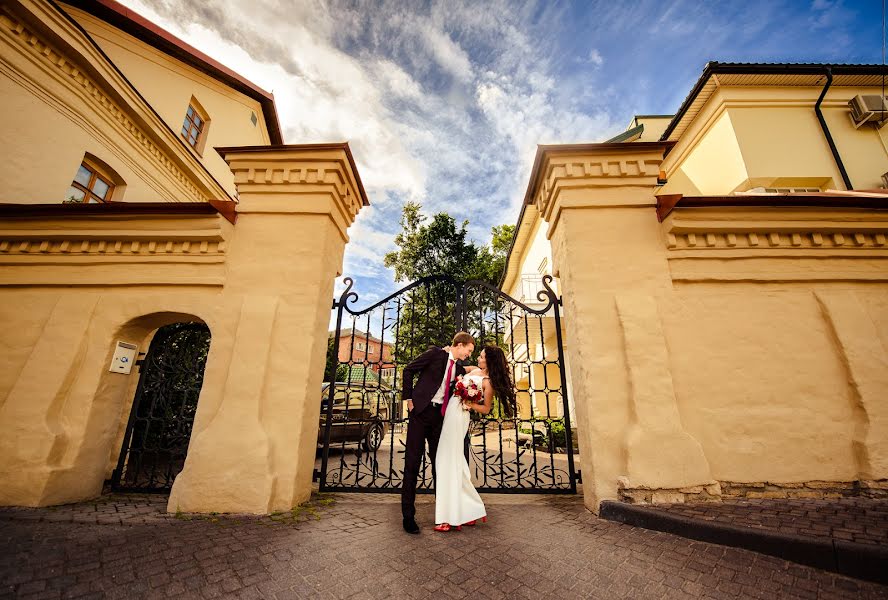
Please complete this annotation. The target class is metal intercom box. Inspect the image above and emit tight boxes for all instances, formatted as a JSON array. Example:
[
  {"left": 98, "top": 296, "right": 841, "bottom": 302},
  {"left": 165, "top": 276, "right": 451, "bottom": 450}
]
[{"left": 109, "top": 341, "right": 138, "bottom": 374}]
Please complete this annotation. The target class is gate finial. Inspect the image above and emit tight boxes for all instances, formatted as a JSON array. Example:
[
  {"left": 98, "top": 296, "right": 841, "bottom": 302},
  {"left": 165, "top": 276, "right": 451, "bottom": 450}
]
[
  {"left": 335, "top": 277, "right": 359, "bottom": 309},
  {"left": 538, "top": 274, "right": 558, "bottom": 305}
]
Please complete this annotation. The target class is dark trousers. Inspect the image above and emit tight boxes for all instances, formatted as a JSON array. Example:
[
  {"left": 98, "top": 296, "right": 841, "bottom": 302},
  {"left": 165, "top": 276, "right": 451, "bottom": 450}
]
[{"left": 401, "top": 402, "right": 444, "bottom": 520}]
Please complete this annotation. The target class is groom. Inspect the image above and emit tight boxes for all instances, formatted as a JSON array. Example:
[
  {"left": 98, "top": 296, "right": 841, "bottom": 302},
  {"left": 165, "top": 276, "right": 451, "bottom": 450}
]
[{"left": 400, "top": 331, "right": 475, "bottom": 534}]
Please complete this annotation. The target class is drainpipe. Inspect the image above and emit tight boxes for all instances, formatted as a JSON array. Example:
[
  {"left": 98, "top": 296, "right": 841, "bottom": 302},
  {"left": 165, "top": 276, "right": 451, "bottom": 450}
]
[{"left": 815, "top": 67, "right": 853, "bottom": 190}]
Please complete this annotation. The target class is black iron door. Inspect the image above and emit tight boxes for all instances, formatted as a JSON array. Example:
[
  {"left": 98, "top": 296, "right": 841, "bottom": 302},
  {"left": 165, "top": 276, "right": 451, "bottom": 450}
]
[
  {"left": 112, "top": 322, "right": 211, "bottom": 493},
  {"left": 317, "top": 275, "right": 577, "bottom": 494}
]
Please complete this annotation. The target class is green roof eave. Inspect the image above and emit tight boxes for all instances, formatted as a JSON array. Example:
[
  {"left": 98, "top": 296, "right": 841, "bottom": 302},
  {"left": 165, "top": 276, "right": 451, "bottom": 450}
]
[{"left": 605, "top": 124, "right": 644, "bottom": 144}]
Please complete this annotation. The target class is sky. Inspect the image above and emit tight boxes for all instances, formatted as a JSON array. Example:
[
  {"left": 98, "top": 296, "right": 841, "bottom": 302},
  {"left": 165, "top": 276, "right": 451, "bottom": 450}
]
[{"left": 120, "top": 0, "right": 884, "bottom": 307}]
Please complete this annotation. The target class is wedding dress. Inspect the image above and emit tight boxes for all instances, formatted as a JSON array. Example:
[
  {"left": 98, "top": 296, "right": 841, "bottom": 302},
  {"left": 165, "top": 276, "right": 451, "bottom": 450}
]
[{"left": 435, "top": 372, "right": 487, "bottom": 526}]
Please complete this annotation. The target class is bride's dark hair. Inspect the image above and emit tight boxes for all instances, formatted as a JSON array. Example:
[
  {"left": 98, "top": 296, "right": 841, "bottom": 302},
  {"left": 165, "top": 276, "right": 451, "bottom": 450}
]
[{"left": 483, "top": 345, "right": 516, "bottom": 418}]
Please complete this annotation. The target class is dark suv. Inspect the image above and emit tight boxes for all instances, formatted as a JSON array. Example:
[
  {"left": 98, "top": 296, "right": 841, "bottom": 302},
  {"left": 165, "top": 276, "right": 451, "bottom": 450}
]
[{"left": 317, "top": 383, "right": 393, "bottom": 451}]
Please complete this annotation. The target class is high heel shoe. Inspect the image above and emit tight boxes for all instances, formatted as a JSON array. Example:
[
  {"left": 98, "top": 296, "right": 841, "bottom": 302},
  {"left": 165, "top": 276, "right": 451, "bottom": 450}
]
[{"left": 434, "top": 523, "right": 462, "bottom": 532}]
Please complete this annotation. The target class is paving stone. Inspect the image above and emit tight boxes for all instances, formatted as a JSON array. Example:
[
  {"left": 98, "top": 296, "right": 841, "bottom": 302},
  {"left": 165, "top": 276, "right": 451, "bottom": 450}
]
[
  {"left": 1, "top": 494, "right": 887, "bottom": 598},
  {"left": 648, "top": 498, "right": 888, "bottom": 547}
]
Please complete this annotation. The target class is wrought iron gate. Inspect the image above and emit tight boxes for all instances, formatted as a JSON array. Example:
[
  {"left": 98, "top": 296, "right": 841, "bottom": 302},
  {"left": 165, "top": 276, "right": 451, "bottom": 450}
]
[
  {"left": 112, "top": 322, "right": 211, "bottom": 492},
  {"left": 316, "top": 275, "right": 577, "bottom": 494}
]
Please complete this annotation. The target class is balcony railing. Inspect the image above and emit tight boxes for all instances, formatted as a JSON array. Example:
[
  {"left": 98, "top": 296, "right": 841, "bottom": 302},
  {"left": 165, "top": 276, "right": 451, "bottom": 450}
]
[{"left": 518, "top": 274, "right": 554, "bottom": 304}]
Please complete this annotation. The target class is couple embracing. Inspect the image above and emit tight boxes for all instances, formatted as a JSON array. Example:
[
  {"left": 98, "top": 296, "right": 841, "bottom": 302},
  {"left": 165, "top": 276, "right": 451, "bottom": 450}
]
[{"left": 400, "top": 332, "right": 516, "bottom": 534}]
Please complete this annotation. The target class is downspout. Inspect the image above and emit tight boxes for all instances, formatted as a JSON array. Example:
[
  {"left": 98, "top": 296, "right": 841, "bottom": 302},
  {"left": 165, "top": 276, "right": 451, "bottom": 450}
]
[{"left": 814, "top": 67, "right": 853, "bottom": 190}]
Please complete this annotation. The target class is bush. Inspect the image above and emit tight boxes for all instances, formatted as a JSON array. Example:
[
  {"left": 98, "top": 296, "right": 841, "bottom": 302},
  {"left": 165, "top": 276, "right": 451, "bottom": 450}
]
[{"left": 547, "top": 421, "right": 567, "bottom": 448}]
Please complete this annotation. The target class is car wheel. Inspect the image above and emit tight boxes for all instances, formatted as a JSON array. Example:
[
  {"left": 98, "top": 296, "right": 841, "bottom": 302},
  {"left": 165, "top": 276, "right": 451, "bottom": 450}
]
[{"left": 363, "top": 422, "right": 384, "bottom": 451}]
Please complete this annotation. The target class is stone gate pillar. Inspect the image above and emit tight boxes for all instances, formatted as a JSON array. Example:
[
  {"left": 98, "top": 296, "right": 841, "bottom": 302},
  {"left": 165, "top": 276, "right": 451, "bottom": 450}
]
[
  {"left": 527, "top": 143, "right": 716, "bottom": 512},
  {"left": 168, "top": 144, "right": 367, "bottom": 514}
]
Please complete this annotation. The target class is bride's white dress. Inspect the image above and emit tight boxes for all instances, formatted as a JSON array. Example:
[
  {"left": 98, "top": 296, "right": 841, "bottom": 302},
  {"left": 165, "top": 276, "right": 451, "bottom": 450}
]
[{"left": 435, "top": 372, "right": 487, "bottom": 525}]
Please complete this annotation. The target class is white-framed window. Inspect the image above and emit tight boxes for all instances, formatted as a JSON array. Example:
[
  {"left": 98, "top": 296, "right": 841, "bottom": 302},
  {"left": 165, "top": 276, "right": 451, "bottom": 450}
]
[
  {"left": 380, "top": 367, "right": 396, "bottom": 385},
  {"left": 355, "top": 341, "right": 366, "bottom": 351}
]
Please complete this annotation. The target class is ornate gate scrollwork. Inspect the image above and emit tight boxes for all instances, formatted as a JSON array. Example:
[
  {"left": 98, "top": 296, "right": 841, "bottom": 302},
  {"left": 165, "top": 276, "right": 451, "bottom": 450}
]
[
  {"left": 112, "top": 322, "right": 210, "bottom": 493},
  {"left": 317, "top": 275, "right": 577, "bottom": 494}
]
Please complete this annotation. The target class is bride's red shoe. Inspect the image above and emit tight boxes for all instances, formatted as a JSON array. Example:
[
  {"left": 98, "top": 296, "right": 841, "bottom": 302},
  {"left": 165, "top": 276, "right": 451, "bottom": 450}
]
[{"left": 434, "top": 523, "right": 462, "bottom": 532}]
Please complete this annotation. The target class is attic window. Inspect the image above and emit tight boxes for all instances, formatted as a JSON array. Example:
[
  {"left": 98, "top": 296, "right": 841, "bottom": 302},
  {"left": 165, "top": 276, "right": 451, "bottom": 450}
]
[
  {"left": 250, "top": 111, "right": 258, "bottom": 126},
  {"left": 63, "top": 161, "right": 114, "bottom": 204},
  {"left": 181, "top": 98, "right": 210, "bottom": 154}
]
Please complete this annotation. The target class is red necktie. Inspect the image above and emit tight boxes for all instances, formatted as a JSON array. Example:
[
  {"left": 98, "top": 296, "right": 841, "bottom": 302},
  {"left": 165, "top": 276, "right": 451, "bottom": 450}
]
[{"left": 440, "top": 359, "right": 455, "bottom": 416}]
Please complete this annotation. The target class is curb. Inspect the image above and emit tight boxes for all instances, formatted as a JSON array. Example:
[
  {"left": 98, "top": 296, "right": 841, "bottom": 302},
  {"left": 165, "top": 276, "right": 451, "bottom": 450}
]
[{"left": 599, "top": 501, "right": 888, "bottom": 585}]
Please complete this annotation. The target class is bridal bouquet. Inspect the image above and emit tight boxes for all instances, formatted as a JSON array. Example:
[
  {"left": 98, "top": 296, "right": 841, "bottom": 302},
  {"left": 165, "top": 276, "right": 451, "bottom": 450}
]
[{"left": 451, "top": 375, "right": 481, "bottom": 406}]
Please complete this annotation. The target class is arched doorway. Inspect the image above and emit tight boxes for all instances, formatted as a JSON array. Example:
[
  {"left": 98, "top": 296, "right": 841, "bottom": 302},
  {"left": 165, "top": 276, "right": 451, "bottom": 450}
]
[{"left": 111, "top": 322, "right": 211, "bottom": 492}]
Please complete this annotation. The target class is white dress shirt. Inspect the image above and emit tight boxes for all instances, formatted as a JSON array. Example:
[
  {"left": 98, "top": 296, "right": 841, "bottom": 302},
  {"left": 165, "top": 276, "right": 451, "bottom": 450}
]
[{"left": 430, "top": 351, "right": 457, "bottom": 406}]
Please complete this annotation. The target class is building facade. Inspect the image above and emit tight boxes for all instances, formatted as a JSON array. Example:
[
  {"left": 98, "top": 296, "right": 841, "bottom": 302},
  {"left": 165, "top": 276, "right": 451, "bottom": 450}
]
[
  {"left": 0, "top": 0, "right": 368, "bottom": 514},
  {"left": 503, "top": 62, "right": 888, "bottom": 511},
  {"left": 3, "top": 0, "right": 887, "bottom": 516},
  {"left": 335, "top": 328, "right": 395, "bottom": 375}
]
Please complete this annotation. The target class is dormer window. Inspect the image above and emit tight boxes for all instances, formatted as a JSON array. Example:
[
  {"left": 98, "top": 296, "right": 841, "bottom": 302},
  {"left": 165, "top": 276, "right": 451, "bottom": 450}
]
[
  {"left": 65, "top": 162, "right": 114, "bottom": 204},
  {"left": 181, "top": 98, "right": 210, "bottom": 154}
]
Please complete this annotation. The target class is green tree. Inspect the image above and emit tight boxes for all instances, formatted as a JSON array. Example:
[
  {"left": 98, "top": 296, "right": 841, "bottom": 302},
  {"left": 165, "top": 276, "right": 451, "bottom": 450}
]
[
  {"left": 382, "top": 203, "right": 516, "bottom": 364},
  {"left": 323, "top": 335, "right": 347, "bottom": 382},
  {"left": 383, "top": 202, "right": 478, "bottom": 282},
  {"left": 467, "top": 223, "right": 516, "bottom": 285}
]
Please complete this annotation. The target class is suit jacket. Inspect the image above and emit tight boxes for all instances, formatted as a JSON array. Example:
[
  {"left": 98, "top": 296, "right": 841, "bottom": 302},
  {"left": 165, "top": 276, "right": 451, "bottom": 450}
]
[{"left": 401, "top": 347, "right": 466, "bottom": 413}]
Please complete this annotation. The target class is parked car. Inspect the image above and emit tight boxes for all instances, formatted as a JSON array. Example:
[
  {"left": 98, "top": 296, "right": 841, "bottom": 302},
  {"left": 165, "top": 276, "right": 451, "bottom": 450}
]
[{"left": 317, "top": 382, "right": 393, "bottom": 451}]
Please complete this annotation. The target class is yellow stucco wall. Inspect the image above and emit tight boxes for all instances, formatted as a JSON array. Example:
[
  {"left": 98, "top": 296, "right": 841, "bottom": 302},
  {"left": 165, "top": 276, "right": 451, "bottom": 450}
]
[
  {"left": 0, "top": 0, "right": 372, "bottom": 516},
  {"left": 504, "top": 215, "right": 555, "bottom": 300},
  {"left": 526, "top": 144, "right": 888, "bottom": 511},
  {"left": 633, "top": 116, "right": 672, "bottom": 142},
  {"left": 62, "top": 4, "right": 272, "bottom": 197},
  {"left": 0, "top": 72, "right": 189, "bottom": 204},
  {"left": 662, "top": 289, "right": 861, "bottom": 483},
  {"left": 0, "top": 0, "right": 261, "bottom": 206},
  {"left": 0, "top": 146, "right": 365, "bottom": 513},
  {"left": 660, "top": 85, "right": 888, "bottom": 195}
]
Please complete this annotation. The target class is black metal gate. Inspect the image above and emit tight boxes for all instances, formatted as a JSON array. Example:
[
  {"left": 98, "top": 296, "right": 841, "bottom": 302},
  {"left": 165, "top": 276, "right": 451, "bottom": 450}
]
[
  {"left": 316, "top": 275, "right": 577, "bottom": 494},
  {"left": 111, "top": 322, "right": 211, "bottom": 493}
]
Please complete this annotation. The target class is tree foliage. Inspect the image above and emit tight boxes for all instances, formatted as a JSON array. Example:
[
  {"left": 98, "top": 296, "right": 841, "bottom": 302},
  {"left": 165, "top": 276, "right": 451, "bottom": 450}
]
[
  {"left": 467, "top": 223, "right": 516, "bottom": 284},
  {"left": 381, "top": 203, "right": 516, "bottom": 364},
  {"left": 383, "top": 202, "right": 478, "bottom": 282},
  {"left": 323, "top": 335, "right": 347, "bottom": 383},
  {"left": 383, "top": 202, "right": 515, "bottom": 286}
]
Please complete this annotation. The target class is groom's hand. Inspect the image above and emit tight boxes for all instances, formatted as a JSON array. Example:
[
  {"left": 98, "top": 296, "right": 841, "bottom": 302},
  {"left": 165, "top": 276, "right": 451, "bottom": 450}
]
[{"left": 407, "top": 399, "right": 414, "bottom": 412}]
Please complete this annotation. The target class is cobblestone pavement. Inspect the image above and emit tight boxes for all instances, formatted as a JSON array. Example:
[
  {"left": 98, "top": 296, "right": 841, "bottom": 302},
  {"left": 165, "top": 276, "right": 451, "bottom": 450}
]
[
  {"left": 641, "top": 498, "right": 888, "bottom": 547},
  {"left": 2, "top": 493, "right": 887, "bottom": 599}
]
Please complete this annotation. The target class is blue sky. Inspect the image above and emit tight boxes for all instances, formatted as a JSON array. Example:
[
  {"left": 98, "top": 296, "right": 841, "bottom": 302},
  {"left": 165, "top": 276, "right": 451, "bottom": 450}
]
[{"left": 122, "top": 0, "right": 883, "bottom": 307}]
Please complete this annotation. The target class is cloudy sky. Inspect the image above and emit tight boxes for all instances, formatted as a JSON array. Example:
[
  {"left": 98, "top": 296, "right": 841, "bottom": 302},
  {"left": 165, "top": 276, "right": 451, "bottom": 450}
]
[{"left": 121, "top": 0, "right": 882, "bottom": 304}]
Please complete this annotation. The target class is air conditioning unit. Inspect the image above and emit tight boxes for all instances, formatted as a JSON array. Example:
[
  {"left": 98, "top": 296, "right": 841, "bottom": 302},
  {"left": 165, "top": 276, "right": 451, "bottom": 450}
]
[{"left": 849, "top": 95, "right": 888, "bottom": 128}]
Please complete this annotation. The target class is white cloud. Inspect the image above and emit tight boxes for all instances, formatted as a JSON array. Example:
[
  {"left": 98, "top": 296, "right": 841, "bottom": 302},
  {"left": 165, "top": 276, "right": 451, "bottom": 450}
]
[
  {"left": 419, "top": 24, "right": 474, "bottom": 83},
  {"left": 587, "top": 48, "right": 604, "bottom": 66},
  {"left": 119, "top": 0, "right": 618, "bottom": 294}
]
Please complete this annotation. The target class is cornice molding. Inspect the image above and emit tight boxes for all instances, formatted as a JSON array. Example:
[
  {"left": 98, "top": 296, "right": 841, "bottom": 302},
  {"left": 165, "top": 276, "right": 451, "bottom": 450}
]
[
  {"left": 218, "top": 145, "right": 367, "bottom": 241},
  {"left": 662, "top": 207, "right": 888, "bottom": 281},
  {"left": 528, "top": 146, "right": 667, "bottom": 238},
  {"left": 0, "top": 0, "right": 231, "bottom": 202},
  {"left": 0, "top": 234, "right": 226, "bottom": 257},
  {"left": 0, "top": 208, "right": 227, "bottom": 275}
]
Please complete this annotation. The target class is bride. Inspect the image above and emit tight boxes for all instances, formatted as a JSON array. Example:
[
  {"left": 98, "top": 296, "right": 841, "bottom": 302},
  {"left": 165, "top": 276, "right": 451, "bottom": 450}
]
[{"left": 434, "top": 345, "right": 516, "bottom": 532}]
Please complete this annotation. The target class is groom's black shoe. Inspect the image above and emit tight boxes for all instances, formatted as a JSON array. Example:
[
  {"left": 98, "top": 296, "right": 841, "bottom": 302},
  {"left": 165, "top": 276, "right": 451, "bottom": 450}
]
[{"left": 403, "top": 517, "right": 420, "bottom": 534}]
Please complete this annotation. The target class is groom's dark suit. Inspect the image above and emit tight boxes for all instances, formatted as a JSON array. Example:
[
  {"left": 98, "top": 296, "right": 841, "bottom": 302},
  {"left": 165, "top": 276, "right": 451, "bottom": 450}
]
[{"left": 400, "top": 346, "right": 466, "bottom": 520}]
